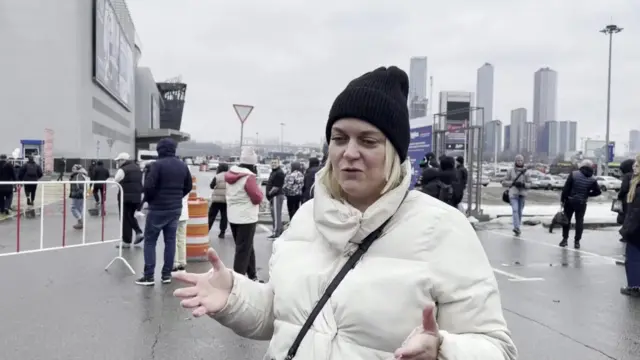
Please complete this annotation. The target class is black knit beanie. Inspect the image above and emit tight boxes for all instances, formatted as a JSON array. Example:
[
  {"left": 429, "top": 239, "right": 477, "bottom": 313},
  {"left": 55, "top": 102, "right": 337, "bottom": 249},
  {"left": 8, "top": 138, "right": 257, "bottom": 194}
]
[{"left": 326, "top": 66, "right": 410, "bottom": 162}]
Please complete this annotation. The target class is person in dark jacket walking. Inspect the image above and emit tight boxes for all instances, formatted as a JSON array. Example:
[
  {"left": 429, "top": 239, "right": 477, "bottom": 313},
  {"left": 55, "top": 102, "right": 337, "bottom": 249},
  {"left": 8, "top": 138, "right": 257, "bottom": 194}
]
[
  {"left": 619, "top": 155, "right": 640, "bottom": 297},
  {"left": 90, "top": 160, "right": 110, "bottom": 205},
  {"left": 136, "top": 138, "right": 192, "bottom": 286},
  {"left": 454, "top": 156, "right": 468, "bottom": 209},
  {"left": 208, "top": 162, "right": 229, "bottom": 238},
  {"left": 560, "top": 159, "right": 602, "bottom": 249},
  {"left": 19, "top": 156, "right": 43, "bottom": 206},
  {"left": 0, "top": 155, "right": 17, "bottom": 215},
  {"left": 114, "top": 152, "right": 144, "bottom": 248},
  {"left": 69, "top": 164, "right": 89, "bottom": 229},
  {"left": 266, "top": 159, "right": 286, "bottom": 238},
  {"left": 301, "top": 157, "right": 320, "bottom": 203}
]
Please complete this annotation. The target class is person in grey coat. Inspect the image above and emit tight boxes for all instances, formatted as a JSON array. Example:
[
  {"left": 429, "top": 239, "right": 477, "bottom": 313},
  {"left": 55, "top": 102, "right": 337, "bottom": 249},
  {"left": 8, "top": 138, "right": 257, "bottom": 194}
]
[{"left": 504, "top": 154, "right": 530, "bottom": 235}]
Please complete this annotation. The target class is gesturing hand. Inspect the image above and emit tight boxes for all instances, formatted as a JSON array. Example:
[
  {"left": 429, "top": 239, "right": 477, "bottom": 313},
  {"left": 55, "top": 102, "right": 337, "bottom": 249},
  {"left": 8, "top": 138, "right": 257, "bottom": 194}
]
[
  {"left": 173, "top": 248, "right": 233, "bottom": 317},
  {"left": 393, "top": 305, "right": 441, "bottom": 360}
]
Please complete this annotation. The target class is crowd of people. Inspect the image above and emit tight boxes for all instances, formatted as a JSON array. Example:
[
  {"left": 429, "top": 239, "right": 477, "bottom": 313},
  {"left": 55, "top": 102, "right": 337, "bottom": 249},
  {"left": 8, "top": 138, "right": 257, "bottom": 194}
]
[
  {"left": 205, "top": 149, "right": 323, "bottom": 283},
  {"left": 414, "top": 152, "right": 468, "bottom": 211}
]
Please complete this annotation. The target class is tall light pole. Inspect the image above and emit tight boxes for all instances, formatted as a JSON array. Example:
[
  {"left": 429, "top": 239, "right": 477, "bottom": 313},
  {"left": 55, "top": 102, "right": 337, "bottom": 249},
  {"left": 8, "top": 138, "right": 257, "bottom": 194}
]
[
  {"left": 600, "top": 24, "right": 623, "bottom": 175},
  {"left": 280, "top": 123, "right": 285, "bottom": 152}
]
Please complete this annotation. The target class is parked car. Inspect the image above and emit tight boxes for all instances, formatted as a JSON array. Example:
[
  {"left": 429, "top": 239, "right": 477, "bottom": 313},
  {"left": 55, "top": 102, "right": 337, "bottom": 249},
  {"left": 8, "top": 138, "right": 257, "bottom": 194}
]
[
  {"left": 207, "top": 160, "right": 219, "bottom": 171},
  {"left": 596, "top": 176, "right": 622, "bottom": 191},
  {"left": 538, "top": 174, "right": 565, "bottom": 190},
  {"left": 474, "top": 174, "right": 490, "bottom": 187}
]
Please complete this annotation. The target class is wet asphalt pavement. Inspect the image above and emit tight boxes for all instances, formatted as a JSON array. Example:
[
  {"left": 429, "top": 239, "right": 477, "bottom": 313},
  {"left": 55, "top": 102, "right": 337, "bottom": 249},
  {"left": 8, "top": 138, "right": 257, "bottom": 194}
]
[{"left": 1, "top": 171, "right": 638, "bottom": 359}]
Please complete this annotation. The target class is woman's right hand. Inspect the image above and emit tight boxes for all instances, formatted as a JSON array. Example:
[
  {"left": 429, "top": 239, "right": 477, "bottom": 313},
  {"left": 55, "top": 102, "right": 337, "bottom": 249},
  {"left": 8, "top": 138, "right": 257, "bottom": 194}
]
[{"left": 173, "top": 248, "right": 233, "bottom": 317}]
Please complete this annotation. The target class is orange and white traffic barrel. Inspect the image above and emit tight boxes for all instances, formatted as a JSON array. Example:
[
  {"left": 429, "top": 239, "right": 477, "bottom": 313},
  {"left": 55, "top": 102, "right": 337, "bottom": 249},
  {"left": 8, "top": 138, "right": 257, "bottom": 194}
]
[
  {"left": 186, "top": 199, "right": 209, "bottom": 262},
  {"left": 189, "top": 175, "right": 197, "bottom": 200}
]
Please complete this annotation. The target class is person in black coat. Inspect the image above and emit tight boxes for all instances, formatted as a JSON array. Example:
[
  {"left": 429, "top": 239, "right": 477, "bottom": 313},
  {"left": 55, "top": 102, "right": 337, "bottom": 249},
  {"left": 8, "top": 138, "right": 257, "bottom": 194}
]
[
  {"left": 421, "top": 155, "right": 460, "bottom": 207},
  {"left": 560, "top": 159, "right": 602, "bottom": 249},
  {"left": 90, "top": 160, "right": 111, "bottom": 205},
  {"left": 619, "top": 156, "right": 640, "bottom": 297},
  {"left": 0, "top": 155, "right": 17, "bottom": 214},
  {"left": 301, "top": 157, "right": 321, "bottom": 203}
]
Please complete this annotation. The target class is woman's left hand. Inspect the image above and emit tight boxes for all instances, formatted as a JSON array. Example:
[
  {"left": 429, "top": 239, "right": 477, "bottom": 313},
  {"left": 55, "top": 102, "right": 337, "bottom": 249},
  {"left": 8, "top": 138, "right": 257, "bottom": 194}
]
[{"left": 393, "top": 305, "right": 441, "bottom": 359}]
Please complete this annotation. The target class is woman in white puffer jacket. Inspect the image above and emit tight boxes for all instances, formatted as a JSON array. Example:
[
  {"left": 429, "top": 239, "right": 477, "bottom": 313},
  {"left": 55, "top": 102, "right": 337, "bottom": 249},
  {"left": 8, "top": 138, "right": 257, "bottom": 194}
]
[{"left": 173, "top": 66, "right": 517, "bottom": 360}]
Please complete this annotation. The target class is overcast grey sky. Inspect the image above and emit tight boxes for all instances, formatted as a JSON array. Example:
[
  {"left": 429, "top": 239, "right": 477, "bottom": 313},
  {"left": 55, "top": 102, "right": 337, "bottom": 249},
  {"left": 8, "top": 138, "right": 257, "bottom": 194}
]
[{"left": 128, "top": 0, "right": 639, "bottom": 148}]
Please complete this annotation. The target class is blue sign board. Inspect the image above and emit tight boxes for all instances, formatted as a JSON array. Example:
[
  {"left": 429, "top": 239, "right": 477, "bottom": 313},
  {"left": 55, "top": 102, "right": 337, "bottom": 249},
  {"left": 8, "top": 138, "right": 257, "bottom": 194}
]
[
  {"left": 608, "top": 143, "right": 615, "bottom": 163},
  {"left": 408, "top": 125, "right": 432, "bottom": 189}
]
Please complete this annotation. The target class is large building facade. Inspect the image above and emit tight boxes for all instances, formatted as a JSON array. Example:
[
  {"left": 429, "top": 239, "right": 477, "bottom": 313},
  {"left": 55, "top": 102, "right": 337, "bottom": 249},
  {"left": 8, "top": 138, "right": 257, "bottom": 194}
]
[
  {"left": 509, "top": 108, "right": 527, "bottom": 153},
  {"left": 0, "top": 0, "right": 181, "bottom": 169},
  {"left": 437, "top": 91, "right": 475, "bottom": 153},
  {"left": 629, "top": 130, "right": 640, "bottom": 154},
  {"left": 409, "top": 57, "right": 428, "bottom": 119},
  {"left": 533, "top": 67, "right": 558, "bottom": 154}
]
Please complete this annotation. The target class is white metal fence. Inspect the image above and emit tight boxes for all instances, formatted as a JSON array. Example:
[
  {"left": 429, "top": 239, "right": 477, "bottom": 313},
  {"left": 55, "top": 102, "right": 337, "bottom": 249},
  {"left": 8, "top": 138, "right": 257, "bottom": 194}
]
[{"left": 0, "top": 180, "right": 133, "bottom": 273}]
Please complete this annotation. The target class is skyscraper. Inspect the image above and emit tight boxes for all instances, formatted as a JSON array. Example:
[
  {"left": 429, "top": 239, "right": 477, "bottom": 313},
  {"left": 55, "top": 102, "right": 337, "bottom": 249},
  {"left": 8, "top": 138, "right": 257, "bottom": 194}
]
[
  {"left": 533, "top": 67, "right": 558, "bottom": 154},
  {"left": 409, "top": 57, "right": 428, "bottom": 119},
  {"left": 630, "top": 130, "right": 640, "bottom": 153},
  {"left": 504, "top": 125, "right": 511, "bottom": 151},
  {"left": 476, "top": 63, "right": 494, "bottom": 125},
  {"left": 484, "top": 120, "right": 502, "bottom": 159},
  {"left": 524, "top": 122, "right": 537, "bottom": 153},
  {"left": 477, "top": 63, "right": 494, "bottom": 154},
  {"left": 540, "top": 120, "right": 577, "bottom": 158},
  {"left": 510, "top": 108, "right": 527, "bottom": 152}
]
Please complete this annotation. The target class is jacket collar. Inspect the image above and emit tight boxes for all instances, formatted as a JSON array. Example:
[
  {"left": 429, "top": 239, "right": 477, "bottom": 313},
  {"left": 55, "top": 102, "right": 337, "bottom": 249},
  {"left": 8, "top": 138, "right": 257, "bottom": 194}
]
[{"left": 313, "top": 161, "right": 411, "bottom": 253}]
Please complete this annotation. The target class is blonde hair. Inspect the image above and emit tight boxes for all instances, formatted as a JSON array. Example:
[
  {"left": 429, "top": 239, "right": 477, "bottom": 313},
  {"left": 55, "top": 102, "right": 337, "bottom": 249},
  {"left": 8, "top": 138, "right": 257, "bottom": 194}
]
[
  {"left": 627, "top": 154, "right": 640, "bottom": 203},
  {"left": 317, "top": 139, "right": 404, "bottom": 201}
]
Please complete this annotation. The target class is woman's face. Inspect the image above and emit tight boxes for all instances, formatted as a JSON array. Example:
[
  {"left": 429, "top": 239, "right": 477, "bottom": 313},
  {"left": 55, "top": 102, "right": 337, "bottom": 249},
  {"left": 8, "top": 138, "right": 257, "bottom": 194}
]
[
  {"left": 633, "top": 161, "right": 639, "bottom": 175},
  {"left": 328, "top": 118, "right": 387, "bottom": 203},
  {"left": 515, "top": 158, "right": 523, "bottom": 167}
]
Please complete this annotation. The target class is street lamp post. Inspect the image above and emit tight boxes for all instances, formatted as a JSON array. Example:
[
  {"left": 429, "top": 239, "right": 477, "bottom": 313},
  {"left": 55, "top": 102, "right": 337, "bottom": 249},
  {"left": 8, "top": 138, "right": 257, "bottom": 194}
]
[
  {"left": 280, "top": 123, "right": 285, "bottom": 152},
  {"left": 600, "top": 24, "right": 623, "bottom": 175}
]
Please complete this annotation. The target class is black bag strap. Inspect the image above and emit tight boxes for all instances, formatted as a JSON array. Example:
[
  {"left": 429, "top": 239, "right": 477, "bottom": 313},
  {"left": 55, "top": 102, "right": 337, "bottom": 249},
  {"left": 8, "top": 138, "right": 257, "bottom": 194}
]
[
  {"left": 508, "top": 170, "right": 525, "bottom": 189},
  {"left": 284, "top": 194, "right": 406, "bottom": 359}
]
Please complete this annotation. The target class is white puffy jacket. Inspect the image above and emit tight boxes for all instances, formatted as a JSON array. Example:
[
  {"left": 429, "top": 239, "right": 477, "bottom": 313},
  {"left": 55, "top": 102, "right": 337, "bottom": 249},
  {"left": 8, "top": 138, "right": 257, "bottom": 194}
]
[{"left": 214, "top": 161, "right": 517, "bottom": 360}]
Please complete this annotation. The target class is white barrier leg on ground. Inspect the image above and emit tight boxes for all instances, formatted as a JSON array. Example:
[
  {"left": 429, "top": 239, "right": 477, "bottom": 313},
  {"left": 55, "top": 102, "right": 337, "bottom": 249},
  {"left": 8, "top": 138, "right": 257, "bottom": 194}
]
[
  {"left": 104, "top": 183, "right": 135, "bottom": 275},
  {"left": 39, "top": 184, "right": 45, "bottom": 249}
]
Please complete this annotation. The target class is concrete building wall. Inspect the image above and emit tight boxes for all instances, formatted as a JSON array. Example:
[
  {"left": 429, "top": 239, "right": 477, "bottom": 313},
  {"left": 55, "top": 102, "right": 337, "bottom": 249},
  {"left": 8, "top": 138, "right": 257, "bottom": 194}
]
[
  {"left": 0, "top": 0, "right": 135, "bottom": 160},
  {"left": 135, "top": 67, "right": 161, "bottom": 132}
]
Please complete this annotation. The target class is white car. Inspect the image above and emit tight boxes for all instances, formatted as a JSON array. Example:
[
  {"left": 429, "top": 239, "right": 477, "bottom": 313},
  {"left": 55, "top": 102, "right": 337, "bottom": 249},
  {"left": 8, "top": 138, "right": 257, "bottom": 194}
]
[
  {"left": 207, "top": 161, "right": 219, "bottom": 171},
  {"left": 596, "top": 176, "right": 622, "bottom": 191},
  {"left": 474, "top": 174, "right": 490, "bottom": 187},
  {"left": 538, "top": 175, "right": 565, "bottom": 190}
]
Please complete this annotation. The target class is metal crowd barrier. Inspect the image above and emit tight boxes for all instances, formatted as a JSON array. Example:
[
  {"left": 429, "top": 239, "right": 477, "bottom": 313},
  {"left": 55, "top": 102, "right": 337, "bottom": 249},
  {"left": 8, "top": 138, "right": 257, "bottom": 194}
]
[{"left": 0, "top": 180, "right": 134, "bottom": 274}]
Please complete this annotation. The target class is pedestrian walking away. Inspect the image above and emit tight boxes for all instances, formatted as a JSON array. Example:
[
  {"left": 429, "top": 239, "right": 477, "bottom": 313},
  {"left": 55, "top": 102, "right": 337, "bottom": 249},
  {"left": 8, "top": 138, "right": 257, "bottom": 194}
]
[
  {"left": 266, "top": 158, "right": 285, "bottom": 238},
  {"left": 0, "top": 155, "right": 17, "bottom": 215},
  {"left": 619, "top": 154, "right": 640, "bottom": 297},
  {"left": 19, "top": 156, "right": 43, "bottom": 206},
  {"left": 208, "top": 162, "right": 229, "bottom": 239},
  {"left": 68, "top": 164, "right": 88, "bottom": 229},
  {"left": 172, "top": 65, "right": 516, "bottom": 360},
  {"left": 114, "top": 152, "right": 144, "bottom": 248},
  {"left": 135, "top": 138, "right": 193, "bottom": 286},
  {"left": 283, "top": 161, "right": 304, "bottom": 219},
  {"left": 224, "top": 147, "right": 263, "bottom": 281},
  {"left": 90, "top": 160, "right": 110, "bottom": 206},
  {"left": 559, "top": 159, "right": 601, "bottom": 249},
  {"left": 504, "top": 154, "right": 530, "bottom": 236}
]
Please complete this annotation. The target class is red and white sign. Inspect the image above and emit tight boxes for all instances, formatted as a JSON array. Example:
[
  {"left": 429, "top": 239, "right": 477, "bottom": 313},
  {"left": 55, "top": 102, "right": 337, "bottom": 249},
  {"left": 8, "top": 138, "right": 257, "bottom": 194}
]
[
  {"left": 43, "top": 128, "right": 54, "bottom": 173},
  {"left": 233, "top": 104, "right": 254, "bottom": 124}
]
